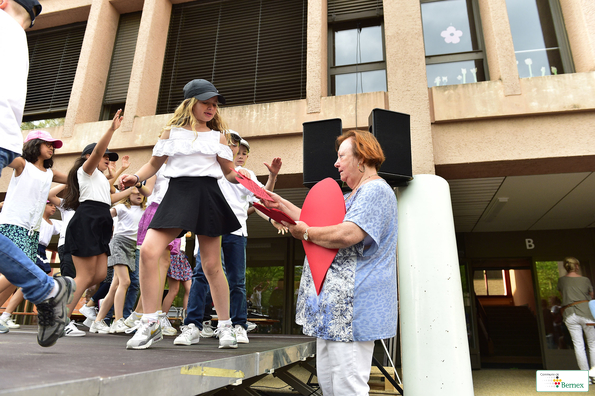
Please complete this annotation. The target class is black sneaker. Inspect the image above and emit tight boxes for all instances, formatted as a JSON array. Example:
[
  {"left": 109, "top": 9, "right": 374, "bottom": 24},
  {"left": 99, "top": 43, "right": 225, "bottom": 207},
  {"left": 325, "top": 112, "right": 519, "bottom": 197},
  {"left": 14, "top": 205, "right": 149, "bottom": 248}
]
[{"left": 36, "top": 276, "right": 76, "bottom": 347}]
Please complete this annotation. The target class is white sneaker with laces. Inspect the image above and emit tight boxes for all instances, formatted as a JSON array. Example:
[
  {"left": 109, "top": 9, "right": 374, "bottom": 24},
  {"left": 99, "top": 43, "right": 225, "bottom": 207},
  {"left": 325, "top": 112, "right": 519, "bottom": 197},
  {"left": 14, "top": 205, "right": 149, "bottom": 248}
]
[
  {"left": 110, "top": 318, "right": 128, "bottom": 333},
  {"left": 126, "top": 318, "right": 162, "bottom": 349},
  {"left": 89, "top": 319, "right": 110, "bottom": 334},
  {"left": 83, "top": 318, "right": 94, "bottom": 328},
  {"left": 246, "top": 321, "right": 257, "bottom": 332},
  {"left": 124, "top": 311, "right": 142, "bottom": 328},
  {"left": 0, "top": 317, "right": 20, "bottom": 329},
  {"left": 200, "top": 320, "right": 215, "bottom": 338},
  {"left": 79, "top": 304, "right": 97, "bottom": 321},
  {"left": 234, "top": 325, "right": 249, "bottom": 344},
  {"left": 174, "top": 323, "right": 200, "bottom": 346},
  {"left": 215, "top": 324, "right": 237, "bottom": 349},
  {"left": 64, "top": 321, "right": 85, "bottom": 337},
  {"left": 159, "top": 313, "right": 177, "bottom": 336}
]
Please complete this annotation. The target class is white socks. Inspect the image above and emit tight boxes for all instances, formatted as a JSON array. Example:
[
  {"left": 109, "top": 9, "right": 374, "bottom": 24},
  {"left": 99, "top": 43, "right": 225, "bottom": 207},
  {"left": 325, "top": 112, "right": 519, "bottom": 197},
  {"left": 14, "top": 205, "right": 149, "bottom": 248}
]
[
  {"left": 0, "top": 312, "right": 10, "bottom": 321},
  {"left": 218, "top": 319, "right": 232, "bottom": 328},
  {"left": 46, "top": 280, "right": 60, "bottom": 300}
]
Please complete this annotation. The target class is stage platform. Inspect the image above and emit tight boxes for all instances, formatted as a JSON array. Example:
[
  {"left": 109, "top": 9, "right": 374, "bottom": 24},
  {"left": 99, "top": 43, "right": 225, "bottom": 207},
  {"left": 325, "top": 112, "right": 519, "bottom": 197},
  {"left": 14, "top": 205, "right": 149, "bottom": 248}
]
[{"left": 0, "top": 325, "right": 316, "bottom": 396}]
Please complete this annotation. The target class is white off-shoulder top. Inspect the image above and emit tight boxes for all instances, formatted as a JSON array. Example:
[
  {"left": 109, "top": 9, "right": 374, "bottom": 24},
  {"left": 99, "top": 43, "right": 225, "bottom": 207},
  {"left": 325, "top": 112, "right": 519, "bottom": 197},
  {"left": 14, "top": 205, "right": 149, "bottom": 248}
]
[{"left": 152, "top": 128, "right": 233, "bottom": 179}]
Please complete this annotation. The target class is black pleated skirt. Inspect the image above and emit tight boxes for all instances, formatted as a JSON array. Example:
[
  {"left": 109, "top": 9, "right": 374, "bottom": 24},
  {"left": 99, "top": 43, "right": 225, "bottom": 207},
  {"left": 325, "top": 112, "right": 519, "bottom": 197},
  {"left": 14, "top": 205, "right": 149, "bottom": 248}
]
[
  {"left": 149, "top": 176, "right": 241, "bottom": 237},
  {"left": 64, "top": 200, "right": 112, "bottom": 257}
]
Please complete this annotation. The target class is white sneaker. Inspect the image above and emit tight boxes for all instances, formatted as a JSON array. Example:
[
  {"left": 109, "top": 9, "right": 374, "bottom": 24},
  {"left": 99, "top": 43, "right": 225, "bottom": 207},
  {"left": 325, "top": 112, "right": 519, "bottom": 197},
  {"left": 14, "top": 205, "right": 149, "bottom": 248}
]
[
  {"left": 159, "top": 312, "right": 177, "bottom": 336},
  {"left": 79, "top": 304, "right": 97, "bottom": 321},
  {"left": 173, "top": 323, "right": 200, "bottom": 346},
  {"left": 124, "top": 311, "right": 142, "bottom": 328},
  {"left": 200, "top": 320, "right": 215, "bottom": 338},
  {"left": 0, "top": 317, "right": 20, "bottom": 329},
  {"left": 246, "top": 321, "right": 257, "bottom": 332},
  {"left": 89, "top": 319, "right": 110, "bottom": 334},
  {"left": 64, "top": 321, "right": 85, "bottom": 337},
  {"left": 110, "top": 318, "right": 128, "bottom": 334},
  {"left": 126, "top": 318, "right": 162, "bottom": 349},
  {"left": 589, "top": 367, "right": 595, "bottom": 379},
  {"left": 215, "top": 324, "right": 237, "bottom": 349},
  {"left": 234, "top": 325, "right": 249, "bottom": 344},
  {"left": 83, "top": 318, "right": 94, "bottom": 328}
]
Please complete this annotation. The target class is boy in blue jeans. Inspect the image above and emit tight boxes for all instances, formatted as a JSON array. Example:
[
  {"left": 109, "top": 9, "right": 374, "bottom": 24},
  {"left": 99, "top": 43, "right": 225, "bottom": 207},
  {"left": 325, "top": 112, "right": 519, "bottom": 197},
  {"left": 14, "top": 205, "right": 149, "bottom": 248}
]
[{"left": 0, "top": 0, "right": 75, "bottom": 347}]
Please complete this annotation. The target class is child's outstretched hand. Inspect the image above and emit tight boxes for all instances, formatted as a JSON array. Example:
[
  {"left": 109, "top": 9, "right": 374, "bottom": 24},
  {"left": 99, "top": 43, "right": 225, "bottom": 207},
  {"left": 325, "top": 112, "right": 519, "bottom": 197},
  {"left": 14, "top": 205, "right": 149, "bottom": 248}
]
[
  {"left": 237, "top": 168, "right": 251, "bottom": 179},
  {"left": 111, "top": 109, "right": 123, "bottom": 131},
  {"left": 121, "top": 155, "right": 130, "bottom": 170},
  {"left": 264, "top": 157, "right": 282, "bottom": 176},
  {"left": 119, "top": 174, "right": 137, "bottom": 190}
]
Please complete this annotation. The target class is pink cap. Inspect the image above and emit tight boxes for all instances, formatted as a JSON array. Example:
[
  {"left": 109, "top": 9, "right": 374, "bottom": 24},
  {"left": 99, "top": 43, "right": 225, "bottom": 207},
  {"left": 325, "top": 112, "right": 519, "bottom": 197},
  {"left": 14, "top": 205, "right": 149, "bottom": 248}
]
[{"left": 24, "top": 130, "right": 63, "bottom": 149}]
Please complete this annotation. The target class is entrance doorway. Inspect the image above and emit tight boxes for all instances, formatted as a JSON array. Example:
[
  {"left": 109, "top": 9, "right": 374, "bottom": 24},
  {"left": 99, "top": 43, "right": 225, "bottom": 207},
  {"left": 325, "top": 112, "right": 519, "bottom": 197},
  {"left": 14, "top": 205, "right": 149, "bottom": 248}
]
[{"left": 471, "top": 258, "right": 543, "bottom": 367}]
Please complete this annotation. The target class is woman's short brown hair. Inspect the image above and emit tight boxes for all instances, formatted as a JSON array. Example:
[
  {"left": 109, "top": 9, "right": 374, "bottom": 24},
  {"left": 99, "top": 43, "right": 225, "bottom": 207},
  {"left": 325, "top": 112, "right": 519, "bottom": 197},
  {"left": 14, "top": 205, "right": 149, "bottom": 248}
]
[{"left": 335, "top": 130, "right": 385, "bottom": 171}]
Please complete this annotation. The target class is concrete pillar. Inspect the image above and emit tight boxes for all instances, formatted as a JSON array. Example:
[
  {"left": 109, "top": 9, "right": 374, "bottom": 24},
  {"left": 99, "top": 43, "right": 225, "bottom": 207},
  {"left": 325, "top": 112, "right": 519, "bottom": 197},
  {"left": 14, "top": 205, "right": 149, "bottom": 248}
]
[
  {"left": 396, "top": 174, "right": 474, "bottom": 396},
  {"left": 306, "top": 0, "right": 327, "bottom": 114},
  {"left": 383, "top": 0, "right": 435, "bottom": 175},
  {"left": 121, "top": 0, "right": 172, "bottom": 132},
  {"left": 559, "top": 0, "right": 595, "bottom": 72},
  {"left": 477, "top": 0, "right": 521, "bottom": 96},
  {"left": 63, "top": 0, "right": 120, "bottom": 137}
]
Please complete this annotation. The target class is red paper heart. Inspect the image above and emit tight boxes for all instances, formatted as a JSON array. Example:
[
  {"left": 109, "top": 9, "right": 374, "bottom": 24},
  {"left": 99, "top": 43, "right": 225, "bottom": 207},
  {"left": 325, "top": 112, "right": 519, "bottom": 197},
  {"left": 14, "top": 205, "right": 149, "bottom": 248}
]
[
  {"left": 300, "top": 178, "right": 346, "bottom": 294},
  {"left": 232, "top": 168, "right": 274, "bottom": 201},
  {"left": 253, "top": 202, "right": 296, "bottom": 225}
]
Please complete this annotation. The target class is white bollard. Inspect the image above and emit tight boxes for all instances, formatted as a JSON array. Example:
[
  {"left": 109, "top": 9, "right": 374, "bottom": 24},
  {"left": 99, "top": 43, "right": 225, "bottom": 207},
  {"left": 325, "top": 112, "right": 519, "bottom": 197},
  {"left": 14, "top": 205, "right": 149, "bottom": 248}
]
[{"left": 396, "top": 174, "right": 474, "bottom": 395}]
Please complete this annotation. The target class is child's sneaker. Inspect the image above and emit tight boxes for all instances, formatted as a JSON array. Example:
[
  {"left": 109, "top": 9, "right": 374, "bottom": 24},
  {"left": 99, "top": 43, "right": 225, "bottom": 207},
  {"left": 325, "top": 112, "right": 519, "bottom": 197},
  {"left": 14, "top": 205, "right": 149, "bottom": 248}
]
[
  {"left": 200, "top": 320, "right": 215, "bottom": 338},
  {"left": 173, "top": 324, "right": 200, "bottom": 346},
  {"left": 89, "top": 319, "right": 110, "bottom": 334},
  {"left": 110, "top": 318, "right": 128, "bottom": 333},
  {"left": 126, "top": 317, "right": 162, "bottom": 349},
  {"left": 79, "top": 304, "right": 97, "bottom": 321},
  {"left": 158, "top": 312, "right": 177, "bottom": 336},
  {"left": 124, "top": 311, "right": 142, "bottom": 328},
  {"left": 64, "top": 320, "right": 85, "bottom": 337},
  {"left": 234, "top": 325, "right": 249, "bottom": 344},
  {"left": 215, "top": 324, "right": 237, "bottom": 349},
  {"left": 36, "top": 276, "right": 76, "bottom": 347},
  {"left": 0, "top": 317, "right": 20, "bottom": 329}
]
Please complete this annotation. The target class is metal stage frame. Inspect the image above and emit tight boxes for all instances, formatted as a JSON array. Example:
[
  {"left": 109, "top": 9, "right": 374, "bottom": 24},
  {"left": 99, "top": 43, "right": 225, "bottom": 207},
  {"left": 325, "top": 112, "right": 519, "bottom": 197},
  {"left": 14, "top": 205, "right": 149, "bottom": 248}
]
[{"left": 0, "top": 325, "right": 317, "bottom": 396}]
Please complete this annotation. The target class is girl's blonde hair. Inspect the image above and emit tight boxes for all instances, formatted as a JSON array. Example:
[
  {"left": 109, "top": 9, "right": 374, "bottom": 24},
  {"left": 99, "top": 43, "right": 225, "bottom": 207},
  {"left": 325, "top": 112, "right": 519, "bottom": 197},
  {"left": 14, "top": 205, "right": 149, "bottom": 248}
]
[
  {"left": 116, "top": 187, "right": 147, "bottom": 210},
  {"left": 160, "top": 98, "right": 229, "bottom": 137},
  {"left": 564, "top": 257, "right": 580, "bottom": 273}
]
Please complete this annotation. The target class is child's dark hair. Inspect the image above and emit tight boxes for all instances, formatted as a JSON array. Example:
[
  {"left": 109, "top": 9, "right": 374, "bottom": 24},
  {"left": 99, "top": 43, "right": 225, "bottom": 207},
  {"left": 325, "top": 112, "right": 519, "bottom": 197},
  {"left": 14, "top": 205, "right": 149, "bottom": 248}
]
[
  {"left": 22, "top": 139, "right": 53, "bottom": 169},
  {"left": 62, "top": 157, "right": 86, "bottom": 210}
]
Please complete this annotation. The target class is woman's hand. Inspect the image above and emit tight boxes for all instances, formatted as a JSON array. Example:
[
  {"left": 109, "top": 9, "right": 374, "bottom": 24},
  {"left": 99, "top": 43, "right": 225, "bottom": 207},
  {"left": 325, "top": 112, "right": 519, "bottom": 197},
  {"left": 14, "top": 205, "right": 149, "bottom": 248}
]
[{"left": 284, "top": 220, "right": 309, "bottom": 240}]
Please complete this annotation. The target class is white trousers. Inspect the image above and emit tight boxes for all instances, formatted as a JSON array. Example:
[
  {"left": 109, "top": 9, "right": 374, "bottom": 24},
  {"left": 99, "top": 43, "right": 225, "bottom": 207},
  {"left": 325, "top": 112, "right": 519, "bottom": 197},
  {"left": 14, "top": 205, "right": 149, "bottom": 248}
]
[
  {"left": 316, "top": 338, "right": 375, "bottom": 396},
  {"left": 565, "top": 313, "right": 595, "bottom": 370}
]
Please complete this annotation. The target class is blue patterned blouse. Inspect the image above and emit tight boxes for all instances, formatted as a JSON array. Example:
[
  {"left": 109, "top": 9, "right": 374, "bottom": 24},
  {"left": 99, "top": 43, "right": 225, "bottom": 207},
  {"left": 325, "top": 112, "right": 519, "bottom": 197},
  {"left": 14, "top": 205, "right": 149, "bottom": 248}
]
[{"left": 295, "top": 179, "right": 398, "bottom": 342}]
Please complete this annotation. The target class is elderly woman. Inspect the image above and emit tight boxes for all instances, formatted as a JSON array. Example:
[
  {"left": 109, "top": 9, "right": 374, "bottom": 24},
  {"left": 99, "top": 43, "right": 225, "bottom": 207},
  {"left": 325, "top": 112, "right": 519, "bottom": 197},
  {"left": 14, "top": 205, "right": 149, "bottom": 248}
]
[
  {"left": 266, "top": 130, "right": 398, "bottom": 395},
  {"left": 558, "top": 257, "right": 595, "bottom": 376}
]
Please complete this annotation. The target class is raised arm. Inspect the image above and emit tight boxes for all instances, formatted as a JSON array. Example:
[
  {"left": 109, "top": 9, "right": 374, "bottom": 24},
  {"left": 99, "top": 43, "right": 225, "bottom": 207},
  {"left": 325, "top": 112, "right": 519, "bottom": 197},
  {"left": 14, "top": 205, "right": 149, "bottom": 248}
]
[
  {"left": 108, "top": 155, "right": 130, "bottom": 192},
  {"left": 82, "top": 109, "right": 122, "bottom": 175},
  {"left": 48, "top": 184, "right": 66, "bottom": 206},
  {"left": 263, "top": 157, "right": 282, "bottom": 192}
]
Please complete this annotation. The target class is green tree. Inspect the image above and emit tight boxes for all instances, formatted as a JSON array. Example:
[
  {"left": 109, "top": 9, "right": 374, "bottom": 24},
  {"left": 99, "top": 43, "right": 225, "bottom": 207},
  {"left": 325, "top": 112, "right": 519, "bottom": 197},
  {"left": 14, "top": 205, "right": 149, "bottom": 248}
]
[{"left": 21, "top": 118, "right": 65, "bottom": 131}]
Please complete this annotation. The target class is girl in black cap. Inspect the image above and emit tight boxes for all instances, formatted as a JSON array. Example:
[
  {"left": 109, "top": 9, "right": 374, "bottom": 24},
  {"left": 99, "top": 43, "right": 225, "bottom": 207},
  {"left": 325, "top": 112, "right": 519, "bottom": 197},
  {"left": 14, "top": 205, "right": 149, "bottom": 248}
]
[
  {"left": 120, "top": 79, "right": 249, "bottom": 350},
  {"left": 62, "top": 110, "right": 124, "bottom": 330}
]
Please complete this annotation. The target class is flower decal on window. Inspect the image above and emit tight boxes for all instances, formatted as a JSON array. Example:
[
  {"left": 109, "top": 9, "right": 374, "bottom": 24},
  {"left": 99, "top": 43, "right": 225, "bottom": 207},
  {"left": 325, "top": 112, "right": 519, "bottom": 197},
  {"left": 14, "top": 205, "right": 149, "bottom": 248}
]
[{"left": 441, "top": 26, "right": 463, "bottom": 44}]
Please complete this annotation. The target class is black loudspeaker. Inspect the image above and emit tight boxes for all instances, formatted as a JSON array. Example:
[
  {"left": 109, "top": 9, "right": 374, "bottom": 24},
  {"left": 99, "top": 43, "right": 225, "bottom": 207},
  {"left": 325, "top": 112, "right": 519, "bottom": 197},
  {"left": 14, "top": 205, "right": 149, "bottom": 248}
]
[
  {"left": 303, "top": 118, "right": 342, "bottom": 188},
  {"left": 368, "top": 108, "right": 412, "bottom": 185}
]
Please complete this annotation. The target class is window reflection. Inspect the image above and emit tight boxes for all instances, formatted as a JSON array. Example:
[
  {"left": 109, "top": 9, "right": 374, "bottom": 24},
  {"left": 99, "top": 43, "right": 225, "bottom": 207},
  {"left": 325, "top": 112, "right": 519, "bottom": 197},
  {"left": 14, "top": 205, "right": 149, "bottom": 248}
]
[
  {"left": 421, "top": 0, "right": 478, "bottom": 56},
  {"left": 505, "top": 0, "right": 565, "bottom": 78},
  {"left": 334, "top": 70, "right": 387, "bottom": 96},
  {"left": 426, "top": 60, "right": 485, "bottom": 87},
  {"left": 334, "top": 25, "right": 383, "bottom": 66}
]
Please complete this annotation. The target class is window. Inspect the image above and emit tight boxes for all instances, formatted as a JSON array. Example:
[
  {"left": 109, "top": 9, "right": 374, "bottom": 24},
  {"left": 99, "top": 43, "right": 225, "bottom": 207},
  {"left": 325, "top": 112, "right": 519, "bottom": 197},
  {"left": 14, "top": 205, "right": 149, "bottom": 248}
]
[
  {"left": 328, "top": 0, "right": 386, "bottom": 96},
  {"left": 421, "top": 0, "right": 487, "bottom": 87},
  {"left": 505, "top": 0, "right": 573, "bottom": 78},
  {"left": 101, "top": 12, "right": 142, "bottom": 121},
  {"left": 157, "top": 0, "right": 307, "bottom": 113},
  {"left": 473, "top": 270, "right": 509, "bottom": 296},
  {"left": 25, "top": 22, "right": 86, "bottom": 122}
]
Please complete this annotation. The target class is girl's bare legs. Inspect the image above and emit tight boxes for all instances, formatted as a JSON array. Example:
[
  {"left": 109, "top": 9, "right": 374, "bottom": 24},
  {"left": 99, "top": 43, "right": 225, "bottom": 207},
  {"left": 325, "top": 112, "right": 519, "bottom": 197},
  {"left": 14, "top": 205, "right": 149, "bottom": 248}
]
[
  {"left": 139, "top": 228, "right": 179, "bottom": 314},
  {"left": 182, "top": 279, "right": 192, "bottom": 310},
  {"left": 197, "top": 235, "right": 230, "bottom": 322},
  {"left": 161, "top": 277, "right": 179, "bottom": 315},
  {"left": 67, "top": 254, "right": 108, "bottom": 317},
  {"left": 112, "top": 265, "right": 131, "bottom": 320},
  {"left": 0, "top": 276, "right": 17, "bottom": 303},
  {"left": 95, "top": 275, "right": 118, "bottom": 321},
  {"left": 3, "top": 288, "right": 24, "bottom": 316}
]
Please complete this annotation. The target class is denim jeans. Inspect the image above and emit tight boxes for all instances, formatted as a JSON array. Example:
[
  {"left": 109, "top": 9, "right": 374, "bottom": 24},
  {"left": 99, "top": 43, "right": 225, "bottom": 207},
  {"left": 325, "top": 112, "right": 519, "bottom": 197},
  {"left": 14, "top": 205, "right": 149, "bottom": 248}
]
[
  {"left": 123, "top": 249, "right": 140, "bottom": 318},
  {"left": 185, "top": 234, "right": 247, "bottom": 329},
  {"left": 0, "top": 148, "right": 53, "bottom": 304}
]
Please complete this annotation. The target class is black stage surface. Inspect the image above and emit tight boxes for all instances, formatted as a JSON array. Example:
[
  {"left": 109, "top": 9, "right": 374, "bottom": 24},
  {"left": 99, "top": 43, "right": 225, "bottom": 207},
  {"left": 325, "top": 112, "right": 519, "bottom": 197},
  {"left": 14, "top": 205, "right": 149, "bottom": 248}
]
[{"left": 0, "top": 325, "right": 316, "bottom": 396}]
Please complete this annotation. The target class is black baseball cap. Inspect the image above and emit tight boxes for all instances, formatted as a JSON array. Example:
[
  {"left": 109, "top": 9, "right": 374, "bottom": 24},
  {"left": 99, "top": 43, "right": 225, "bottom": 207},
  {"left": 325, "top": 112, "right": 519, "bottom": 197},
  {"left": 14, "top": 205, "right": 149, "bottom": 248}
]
[
  {"left": 14, "top": 0, "right": 42, "bottom": 28},
  {"left": 82, "top": 143, "right": 119, "bottom": 162},
  {"left": 183, "top": 79, "right": 226, "bottom": 104}
]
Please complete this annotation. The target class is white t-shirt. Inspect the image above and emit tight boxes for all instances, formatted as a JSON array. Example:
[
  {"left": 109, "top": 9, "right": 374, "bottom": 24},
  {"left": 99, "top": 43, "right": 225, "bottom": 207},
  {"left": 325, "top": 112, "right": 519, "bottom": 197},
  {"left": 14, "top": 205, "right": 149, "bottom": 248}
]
[
  {"left": 39, "top": 218, "right": 62, "bottom": 247},
  {"left": 57, "top": 198, "right": 75, "bottom": 247},
  {"left": 218, "top": 166, "right": 262, "bottom": 237},
  {"left": 152, "top": 128, "right": 233, "bottom": 179},
  {"left": 78, "top": 167, "right": 111, "bottom": 205},
  {"left": 146, "top": 167, "right": 169, "bottom": 206},
  {"left": 112, "top": 204, "right": 144, "bottom": 241},
  {"left": 0, "top": 162, "right": 54, "bottom": 232},
  {"left": 0, "top": 10, "right": 28, "bottom": 155}
]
